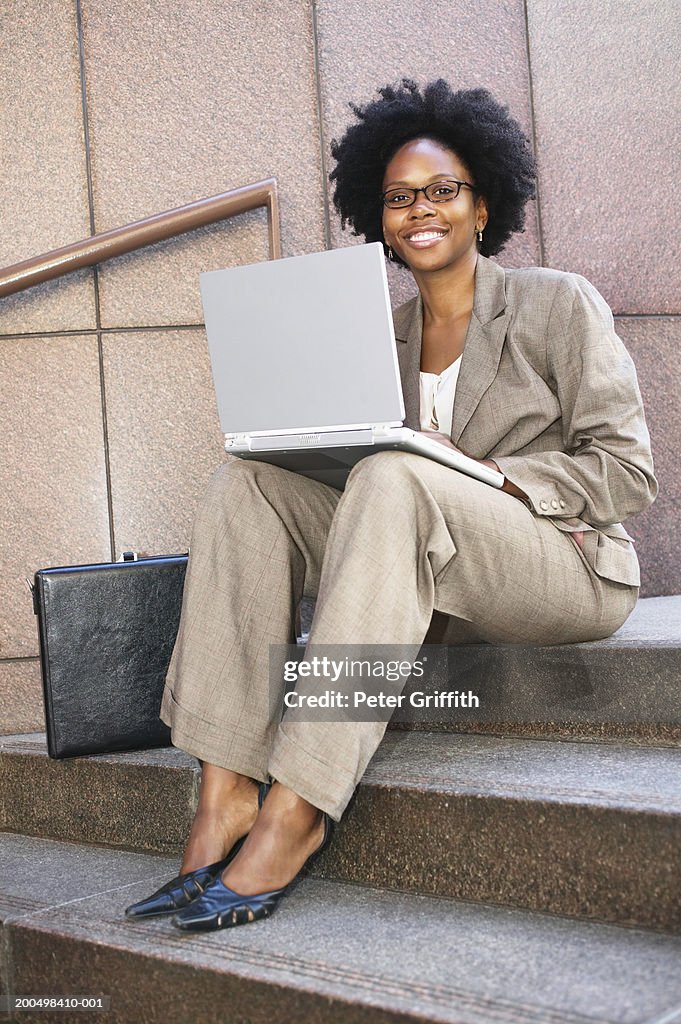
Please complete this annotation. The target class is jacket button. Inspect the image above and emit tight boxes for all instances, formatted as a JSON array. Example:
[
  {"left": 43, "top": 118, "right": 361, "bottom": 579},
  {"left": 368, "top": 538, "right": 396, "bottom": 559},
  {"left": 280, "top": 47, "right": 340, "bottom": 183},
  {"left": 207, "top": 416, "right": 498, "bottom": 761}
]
[
  {"left": 540, "top": 500, "right": 549, "bottom": 511},
  {"left": 551, "top": 499, "right": 559, "bottom": 510},
  {"left": 559, "top": 500, "right": 566, "bottom": 509}
]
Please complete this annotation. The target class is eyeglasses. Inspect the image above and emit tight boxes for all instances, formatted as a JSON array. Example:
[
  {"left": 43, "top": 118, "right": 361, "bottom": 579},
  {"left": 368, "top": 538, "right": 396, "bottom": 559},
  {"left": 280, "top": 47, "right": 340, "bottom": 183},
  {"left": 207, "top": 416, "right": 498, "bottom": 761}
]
[{"left": 381, "top": 179, "right": 476, "bottom": 209}]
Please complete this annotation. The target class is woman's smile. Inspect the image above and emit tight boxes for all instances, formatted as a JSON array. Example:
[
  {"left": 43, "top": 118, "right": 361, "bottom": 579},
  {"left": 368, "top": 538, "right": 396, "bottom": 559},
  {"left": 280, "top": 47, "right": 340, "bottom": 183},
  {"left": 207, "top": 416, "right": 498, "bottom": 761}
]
[{"left": 402, "top": 225, "right": 449, "bottom": 248}]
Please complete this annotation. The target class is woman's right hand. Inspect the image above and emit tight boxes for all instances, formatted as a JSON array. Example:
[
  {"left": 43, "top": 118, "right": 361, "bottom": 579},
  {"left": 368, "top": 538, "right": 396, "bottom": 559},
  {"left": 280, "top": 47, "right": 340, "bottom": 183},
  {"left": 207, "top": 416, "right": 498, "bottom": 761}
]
[{"left": 419, "top": 430, "right": 462, "bottom": 452}]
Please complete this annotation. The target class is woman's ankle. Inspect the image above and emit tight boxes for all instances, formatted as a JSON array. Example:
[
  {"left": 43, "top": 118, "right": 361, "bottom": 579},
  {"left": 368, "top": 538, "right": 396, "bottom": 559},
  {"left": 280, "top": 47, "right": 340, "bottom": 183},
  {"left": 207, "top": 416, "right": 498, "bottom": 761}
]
[
  {"left": 196, "top": 764, "right": 258, "bottom": 811},
  {"left": 180, "top": 774, "right": 261, "bottom": 873},
  {"left": 265, "top": 781, "right": 323, "bottom": 828}
]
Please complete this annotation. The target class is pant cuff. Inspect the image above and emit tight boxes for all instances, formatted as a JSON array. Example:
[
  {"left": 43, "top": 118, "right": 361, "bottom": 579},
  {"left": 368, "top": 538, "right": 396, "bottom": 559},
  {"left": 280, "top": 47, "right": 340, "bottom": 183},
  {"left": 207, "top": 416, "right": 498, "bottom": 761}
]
[
  {"left": 268, "top": 726, "right": 358, "bottom": 821},
  {"left": 160, "top": 686, "right": 270, "bottom": 783}
]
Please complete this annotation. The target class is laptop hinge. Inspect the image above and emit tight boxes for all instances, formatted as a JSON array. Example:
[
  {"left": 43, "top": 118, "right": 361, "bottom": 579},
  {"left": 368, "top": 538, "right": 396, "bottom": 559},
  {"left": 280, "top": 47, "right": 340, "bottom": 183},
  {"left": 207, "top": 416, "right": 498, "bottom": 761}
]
[
  {"left": 225, "top": 422, "right": 403, "bottom": 445},
  {"left": 371, "top": 423, "right": 401, "bottom": 437}
]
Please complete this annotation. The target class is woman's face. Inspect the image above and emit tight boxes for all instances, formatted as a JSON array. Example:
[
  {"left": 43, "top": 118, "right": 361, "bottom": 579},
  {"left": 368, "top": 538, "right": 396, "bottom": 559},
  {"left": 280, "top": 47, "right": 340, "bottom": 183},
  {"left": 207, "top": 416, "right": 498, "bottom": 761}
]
[{"left": 381, "top": 137, "right": 487, "bottom": 275}]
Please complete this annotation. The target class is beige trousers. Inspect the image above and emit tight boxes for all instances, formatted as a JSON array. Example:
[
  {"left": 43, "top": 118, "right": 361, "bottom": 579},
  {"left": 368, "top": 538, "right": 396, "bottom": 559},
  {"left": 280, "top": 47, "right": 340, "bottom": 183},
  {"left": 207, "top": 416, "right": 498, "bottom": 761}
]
[{"left": 160, "top": 452, "right": 637, "bottom": 820}]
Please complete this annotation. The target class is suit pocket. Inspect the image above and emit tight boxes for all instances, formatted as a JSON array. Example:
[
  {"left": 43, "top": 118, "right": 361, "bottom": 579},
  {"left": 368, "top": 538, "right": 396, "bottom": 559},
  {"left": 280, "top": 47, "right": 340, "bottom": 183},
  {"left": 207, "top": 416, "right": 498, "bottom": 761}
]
[{"left": 591, "top": 533, "right": 641, "bottom": 587}]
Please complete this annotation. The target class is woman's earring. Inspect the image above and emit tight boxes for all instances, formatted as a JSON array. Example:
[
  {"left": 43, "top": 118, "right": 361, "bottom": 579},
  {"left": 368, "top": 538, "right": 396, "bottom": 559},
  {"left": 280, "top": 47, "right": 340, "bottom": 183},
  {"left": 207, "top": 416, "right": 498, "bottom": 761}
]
[
  {"left": 387, "top": 245, "right": 394, "bottom": 261},
  {"left": 477, "top": 229, "right": 483, "bottom": 243}
]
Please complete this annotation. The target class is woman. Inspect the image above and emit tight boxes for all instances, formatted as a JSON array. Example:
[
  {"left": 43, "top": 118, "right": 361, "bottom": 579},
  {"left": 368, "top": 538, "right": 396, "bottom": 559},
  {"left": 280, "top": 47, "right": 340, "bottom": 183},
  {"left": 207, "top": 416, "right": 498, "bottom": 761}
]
[{"left": 125, "top": 80, "right": 656, "bottom": 931}]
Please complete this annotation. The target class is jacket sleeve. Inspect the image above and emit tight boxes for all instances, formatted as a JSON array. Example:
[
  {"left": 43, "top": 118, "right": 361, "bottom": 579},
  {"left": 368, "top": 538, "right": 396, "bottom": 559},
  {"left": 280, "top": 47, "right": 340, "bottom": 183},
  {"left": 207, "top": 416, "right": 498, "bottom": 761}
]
[{"left": 493, "top": 274, "right": 658, "bottom": 528}]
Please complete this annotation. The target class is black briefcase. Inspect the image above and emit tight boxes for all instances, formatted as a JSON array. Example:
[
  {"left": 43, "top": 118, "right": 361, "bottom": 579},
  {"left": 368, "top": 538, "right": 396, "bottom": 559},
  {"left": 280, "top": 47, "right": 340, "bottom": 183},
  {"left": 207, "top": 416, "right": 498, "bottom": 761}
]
[{"left": 32, "top": 552, "right": 188, "bottom": 758}]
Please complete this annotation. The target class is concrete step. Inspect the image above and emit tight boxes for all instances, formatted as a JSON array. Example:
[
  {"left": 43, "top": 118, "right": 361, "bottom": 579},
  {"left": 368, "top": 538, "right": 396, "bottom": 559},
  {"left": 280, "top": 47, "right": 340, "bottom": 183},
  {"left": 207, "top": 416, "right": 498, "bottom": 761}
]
[
  {"left": 2, "top": 731, "right": 680, "bottom": 934},
  {"left": 300, "top": 594, "right": 681, "bottom": 742},
  {"left": 2, "top": 832, "right": 681, "bottom": 1024}
]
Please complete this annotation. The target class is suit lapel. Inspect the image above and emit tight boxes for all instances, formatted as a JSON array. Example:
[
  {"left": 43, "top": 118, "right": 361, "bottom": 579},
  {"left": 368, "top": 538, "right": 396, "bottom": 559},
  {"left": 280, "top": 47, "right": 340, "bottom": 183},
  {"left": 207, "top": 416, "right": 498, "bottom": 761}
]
[
  {"left": 392, "top": 256, "right": 508, "bottom": 440},
  {"left": 450, "top": 256, "right": 508, "bottom": 444},
  {"left": 393, "top": 293, "right": 422, "bottom": 430}
]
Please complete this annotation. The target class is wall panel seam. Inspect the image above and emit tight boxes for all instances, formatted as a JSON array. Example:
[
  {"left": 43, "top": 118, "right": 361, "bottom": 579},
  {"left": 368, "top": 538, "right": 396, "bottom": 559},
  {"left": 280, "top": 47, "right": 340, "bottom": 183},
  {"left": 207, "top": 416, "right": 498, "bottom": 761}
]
[
  {"left": 96, "top": 331, "right": 117, "bottom": 559},
  {"left": 0, "top": 313, "right": 678, "bottom": 346},
  {"left": 75, "top": 0, "right": 116, "bottom": 559},
  {"left": 310, "top": 0, "right": 332, "bottom": 252},
  {"left": 75, "top": 0, "right": 99, "bottom": 288},
  {"left": 522, "top": 0, "right": 545, "bottom": 267},
  {"left": 0, "top": 324, "right": 206, "bottom": 341}
]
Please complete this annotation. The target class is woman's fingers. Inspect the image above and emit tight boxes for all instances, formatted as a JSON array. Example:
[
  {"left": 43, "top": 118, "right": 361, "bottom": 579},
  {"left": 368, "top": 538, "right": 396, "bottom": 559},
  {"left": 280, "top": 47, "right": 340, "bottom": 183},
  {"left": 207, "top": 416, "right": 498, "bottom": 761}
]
[{"left": 420, "top": 430, "right": 460, "bottom": 451}]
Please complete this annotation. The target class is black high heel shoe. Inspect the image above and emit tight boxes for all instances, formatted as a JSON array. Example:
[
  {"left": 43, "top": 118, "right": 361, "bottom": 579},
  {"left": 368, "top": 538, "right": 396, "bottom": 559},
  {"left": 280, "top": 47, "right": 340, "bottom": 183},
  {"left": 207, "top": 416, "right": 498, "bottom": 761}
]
[
  {"left": 171, "top": 811, "right": 334, "bottom": 932},
  {"left": 124, "top": 781, "right": 270, "bottom": 919}
]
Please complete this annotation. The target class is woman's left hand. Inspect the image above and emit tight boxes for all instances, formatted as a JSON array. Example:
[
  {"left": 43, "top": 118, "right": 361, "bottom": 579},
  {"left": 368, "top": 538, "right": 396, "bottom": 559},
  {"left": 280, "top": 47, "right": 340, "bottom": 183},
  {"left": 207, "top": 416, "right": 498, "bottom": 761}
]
[
  {"left": 421, "top": 431, "right": 531, "bottom": 503},
  {"left": 421, "top": 438, "right": 584, "bottom": 537}
]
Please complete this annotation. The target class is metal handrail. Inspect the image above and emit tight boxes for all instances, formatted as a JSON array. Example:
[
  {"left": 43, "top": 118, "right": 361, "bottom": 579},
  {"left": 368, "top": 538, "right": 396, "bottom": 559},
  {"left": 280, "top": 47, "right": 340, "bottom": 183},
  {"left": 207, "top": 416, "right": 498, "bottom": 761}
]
[{"left": 0, "top": 178, "right": 281, "bottom": 298}]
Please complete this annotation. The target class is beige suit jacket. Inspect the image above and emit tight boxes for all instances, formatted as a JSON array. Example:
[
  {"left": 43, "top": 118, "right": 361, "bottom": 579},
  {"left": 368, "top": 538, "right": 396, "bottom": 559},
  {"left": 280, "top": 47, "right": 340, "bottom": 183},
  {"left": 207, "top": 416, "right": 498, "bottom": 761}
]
[{"left": 392, "top": 255, "right": 657, "bottom": 587}]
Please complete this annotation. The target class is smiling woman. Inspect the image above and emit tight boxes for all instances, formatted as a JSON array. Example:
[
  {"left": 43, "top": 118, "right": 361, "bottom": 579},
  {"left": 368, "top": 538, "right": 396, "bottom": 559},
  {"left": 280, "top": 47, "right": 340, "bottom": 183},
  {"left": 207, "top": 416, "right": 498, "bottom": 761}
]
[
  {"left": 127, "top": 79, "right": 657, "bottom": 936},
  {"left": 382, "top": 140, "right": 484, "bottom": 268},
  {"left": 330, "top": 80, "right": 536, "bottom": 261},
  {"left": 381, "top": 138, "right": 485, "bottom": 373}
]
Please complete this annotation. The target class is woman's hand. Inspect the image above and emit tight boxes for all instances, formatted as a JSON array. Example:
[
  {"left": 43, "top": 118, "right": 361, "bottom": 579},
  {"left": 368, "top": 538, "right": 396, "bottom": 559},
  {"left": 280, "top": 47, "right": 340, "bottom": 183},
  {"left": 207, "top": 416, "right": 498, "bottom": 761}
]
[
  {"left": 419, "top": 430, "right": 462, "bottom": 452},
  {"left": 420, "top": 432, "right": 528, "bottom": 500},
  {"left": 420, "top": 435, "right": 584, "bottom": 544}
]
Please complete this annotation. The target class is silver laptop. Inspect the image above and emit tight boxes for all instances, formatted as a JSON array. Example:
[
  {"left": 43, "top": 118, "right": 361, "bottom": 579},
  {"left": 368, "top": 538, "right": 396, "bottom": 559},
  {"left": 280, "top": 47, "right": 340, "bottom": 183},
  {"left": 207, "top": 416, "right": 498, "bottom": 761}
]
[{"left": 200, "top": 242, "right": 504, "bottom": 491}]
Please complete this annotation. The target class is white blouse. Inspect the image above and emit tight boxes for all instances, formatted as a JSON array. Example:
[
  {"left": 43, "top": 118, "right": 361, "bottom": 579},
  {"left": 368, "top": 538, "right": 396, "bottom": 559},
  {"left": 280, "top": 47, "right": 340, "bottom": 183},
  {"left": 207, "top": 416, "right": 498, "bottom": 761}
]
[{"left": 419, "top": 356, "right": 462, "bottom": 437}]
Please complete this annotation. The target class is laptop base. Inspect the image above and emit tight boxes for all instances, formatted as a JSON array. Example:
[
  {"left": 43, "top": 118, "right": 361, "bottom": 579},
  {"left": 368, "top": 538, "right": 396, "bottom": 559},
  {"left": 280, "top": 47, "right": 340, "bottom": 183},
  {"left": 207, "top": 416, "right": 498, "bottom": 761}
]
[{"left": 226, "top": 427, "right": 505, "bottom": 491}]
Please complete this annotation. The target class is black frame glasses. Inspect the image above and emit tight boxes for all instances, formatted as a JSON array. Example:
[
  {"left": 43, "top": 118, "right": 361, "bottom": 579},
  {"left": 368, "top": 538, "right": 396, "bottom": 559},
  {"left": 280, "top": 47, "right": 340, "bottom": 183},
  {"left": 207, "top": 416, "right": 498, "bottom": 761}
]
[{"left": 381, "top": 179, "right": 476, "bottom": 209}]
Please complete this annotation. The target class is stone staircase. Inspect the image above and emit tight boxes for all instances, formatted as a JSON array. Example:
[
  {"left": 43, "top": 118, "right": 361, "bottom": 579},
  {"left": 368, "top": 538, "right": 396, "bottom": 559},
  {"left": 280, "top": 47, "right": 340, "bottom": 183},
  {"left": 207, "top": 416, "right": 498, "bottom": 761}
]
[{"left": 1, "top": 596, "right": 680, "bottom": 1023}]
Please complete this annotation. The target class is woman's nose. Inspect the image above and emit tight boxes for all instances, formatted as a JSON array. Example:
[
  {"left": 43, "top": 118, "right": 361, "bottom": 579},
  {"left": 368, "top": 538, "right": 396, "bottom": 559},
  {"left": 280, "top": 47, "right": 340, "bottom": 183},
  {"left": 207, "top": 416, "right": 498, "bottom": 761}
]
[{"left": 410, "top": 195, "right": 436, "bottom": 217}]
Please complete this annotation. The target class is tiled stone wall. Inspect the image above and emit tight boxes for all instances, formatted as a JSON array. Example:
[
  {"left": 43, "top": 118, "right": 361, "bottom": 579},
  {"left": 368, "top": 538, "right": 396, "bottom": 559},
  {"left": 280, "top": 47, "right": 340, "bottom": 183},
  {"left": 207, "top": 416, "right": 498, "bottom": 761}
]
[{"left": 1, "top": 0, "right": 678, "bottom": 732}]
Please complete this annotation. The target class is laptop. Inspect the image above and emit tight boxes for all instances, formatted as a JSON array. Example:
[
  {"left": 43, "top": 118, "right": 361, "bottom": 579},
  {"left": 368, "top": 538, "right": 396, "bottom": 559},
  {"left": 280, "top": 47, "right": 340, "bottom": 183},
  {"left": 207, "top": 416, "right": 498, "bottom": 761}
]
[{"left": 200, "top": 242, "right": 504, "bottom": 491}]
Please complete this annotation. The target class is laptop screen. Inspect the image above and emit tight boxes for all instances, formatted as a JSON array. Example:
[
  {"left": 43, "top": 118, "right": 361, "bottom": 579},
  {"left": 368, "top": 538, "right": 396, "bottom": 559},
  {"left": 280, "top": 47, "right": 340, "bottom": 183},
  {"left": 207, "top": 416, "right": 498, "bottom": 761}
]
[{"left": 200, "top": 242, "right": 405, "bottom": 434}]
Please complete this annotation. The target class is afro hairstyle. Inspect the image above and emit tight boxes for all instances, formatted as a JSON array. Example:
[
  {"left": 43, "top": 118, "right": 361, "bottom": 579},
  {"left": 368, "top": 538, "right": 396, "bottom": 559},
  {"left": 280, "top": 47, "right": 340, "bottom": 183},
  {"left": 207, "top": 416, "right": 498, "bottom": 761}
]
[{"left": 329, "top": 79, "right": 536, "bottom": 262}]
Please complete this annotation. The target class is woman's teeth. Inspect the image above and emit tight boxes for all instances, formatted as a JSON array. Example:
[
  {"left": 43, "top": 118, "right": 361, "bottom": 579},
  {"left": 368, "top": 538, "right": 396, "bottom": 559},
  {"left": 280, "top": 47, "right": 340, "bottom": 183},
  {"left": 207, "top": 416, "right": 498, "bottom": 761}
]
[{"left": 406, "top": 230, "right": 446, "bottom": 246}]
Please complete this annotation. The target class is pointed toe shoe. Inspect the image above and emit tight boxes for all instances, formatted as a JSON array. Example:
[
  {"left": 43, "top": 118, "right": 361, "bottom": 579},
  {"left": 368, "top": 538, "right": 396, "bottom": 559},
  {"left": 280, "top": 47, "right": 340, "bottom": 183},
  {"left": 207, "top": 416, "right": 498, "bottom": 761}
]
[
  {"left": 171, "top": 810, "right": 334, "bottom": 932},
  {"left": 125, "top": 781, "right": 270, "bottom": 919}
]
